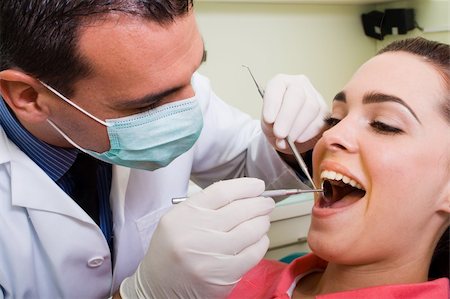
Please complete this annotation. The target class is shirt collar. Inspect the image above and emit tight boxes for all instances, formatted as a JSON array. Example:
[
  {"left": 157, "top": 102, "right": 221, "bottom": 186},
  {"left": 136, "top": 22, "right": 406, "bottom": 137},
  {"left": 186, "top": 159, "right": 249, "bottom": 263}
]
[{"left": 0, "top": 98, "right": 78, "bottom": 181}]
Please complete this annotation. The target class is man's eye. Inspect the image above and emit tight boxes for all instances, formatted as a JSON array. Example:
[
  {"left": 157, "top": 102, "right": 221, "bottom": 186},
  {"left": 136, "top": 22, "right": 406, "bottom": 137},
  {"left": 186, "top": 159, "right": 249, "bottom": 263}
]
[
  {"left": 136, "top": 102, "right": 159, "bottom": 113},
  {"left": 147, "top": 103, "right": 159, "bottom": 110},
  {"left": 370, "top": 121, "right": 404, "bottom": 135},
  {"left": 324, "top": 116, "right": 341, "bottom": 128}
]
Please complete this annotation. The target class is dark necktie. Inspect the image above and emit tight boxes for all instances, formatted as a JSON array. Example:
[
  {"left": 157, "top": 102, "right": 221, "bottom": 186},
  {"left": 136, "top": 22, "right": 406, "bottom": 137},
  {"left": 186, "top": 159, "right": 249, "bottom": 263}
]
[{"left": 66, "top": 152, "right": 100, "bottom": 225}]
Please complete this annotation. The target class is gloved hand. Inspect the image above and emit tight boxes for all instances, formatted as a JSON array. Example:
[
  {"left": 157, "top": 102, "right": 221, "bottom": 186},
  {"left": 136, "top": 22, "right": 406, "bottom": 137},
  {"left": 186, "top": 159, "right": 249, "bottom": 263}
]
[
  {"left": 262, "top": 74, "right": 329, "bottom": 154},
  {"left": 119, "top": 178, "right": 275, "bottom": 299}
]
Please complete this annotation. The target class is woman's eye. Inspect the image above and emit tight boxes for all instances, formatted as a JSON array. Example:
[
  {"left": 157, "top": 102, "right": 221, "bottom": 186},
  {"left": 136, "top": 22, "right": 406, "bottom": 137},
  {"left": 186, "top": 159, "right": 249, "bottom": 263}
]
[
  {"left": 370, "top": 121, "right": 404, "bottom": 135},
  {"left": 324, "top": 116, "right": 341, "bottom": 128}
]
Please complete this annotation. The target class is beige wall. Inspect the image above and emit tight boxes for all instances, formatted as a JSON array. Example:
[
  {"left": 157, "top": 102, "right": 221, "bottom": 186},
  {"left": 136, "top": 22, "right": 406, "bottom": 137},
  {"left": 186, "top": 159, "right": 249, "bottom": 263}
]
[
  {"left": 195, "top": 2, "right": 377, "bottom": 118},
  {"left": 194, "top": 0, "right": 449, "bottom": 118}
]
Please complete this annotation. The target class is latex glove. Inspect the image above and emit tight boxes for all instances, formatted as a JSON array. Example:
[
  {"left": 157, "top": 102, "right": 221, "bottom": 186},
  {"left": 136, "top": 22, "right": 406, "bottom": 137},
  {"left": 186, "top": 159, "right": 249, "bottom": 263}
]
[
  {"left": 120, "top": 178, "right": 275, "bottom": 299},
  {"left": 262, "top": 74, "right": 329, "bottom": 154}
]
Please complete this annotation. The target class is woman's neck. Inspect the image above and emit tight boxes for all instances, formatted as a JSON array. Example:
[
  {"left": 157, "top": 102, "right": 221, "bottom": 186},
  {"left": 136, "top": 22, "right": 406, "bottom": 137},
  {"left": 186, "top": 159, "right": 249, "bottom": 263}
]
[{"left": 294, "top": 254, "right": 431, "bottom": 298}]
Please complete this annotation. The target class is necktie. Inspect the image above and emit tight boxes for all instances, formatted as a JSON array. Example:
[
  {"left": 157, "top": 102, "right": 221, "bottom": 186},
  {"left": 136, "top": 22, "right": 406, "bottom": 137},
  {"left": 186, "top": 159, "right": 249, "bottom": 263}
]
[
  {"left": 66, "top": 152, "right": 100, "bottom": 225},
  {"left": 65, "top": 153, "right": 114, "bottom": 255}
]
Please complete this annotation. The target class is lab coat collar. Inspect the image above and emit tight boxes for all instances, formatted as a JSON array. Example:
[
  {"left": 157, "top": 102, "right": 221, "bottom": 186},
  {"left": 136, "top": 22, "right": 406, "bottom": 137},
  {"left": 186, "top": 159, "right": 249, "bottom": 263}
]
[
  {"left": 0, "top": 125, "right": 11, "bottom": 164},
  {"left": 0, "top": 126, "right": 95, "bottom": 223},
  {"left": 110, "top": 165, "right": 130, "bottom": 230},
  {"left": 1, "top": 125, "right": 132, "bottom": 231},
  {"left": 10, "top": 156, "right": 96, "bottom": 223},
  {"left": 109, "top": 164, "right": 130, "bottom": 290}
]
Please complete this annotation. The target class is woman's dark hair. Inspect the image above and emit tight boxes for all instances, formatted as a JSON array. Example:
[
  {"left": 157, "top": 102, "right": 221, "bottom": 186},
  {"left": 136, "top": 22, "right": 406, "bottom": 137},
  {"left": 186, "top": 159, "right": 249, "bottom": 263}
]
[
  {"left": 377, "top": 37, "right": 450, "bottom": 123},
  {"left": 429, "top": 227, "right": 449, "bottom": 279},
  {"left": 0, "top": 0, "right": 193, "bottom": 96},
  {"left": 379, "top": 38, "right": 449, "bottom": 279}
]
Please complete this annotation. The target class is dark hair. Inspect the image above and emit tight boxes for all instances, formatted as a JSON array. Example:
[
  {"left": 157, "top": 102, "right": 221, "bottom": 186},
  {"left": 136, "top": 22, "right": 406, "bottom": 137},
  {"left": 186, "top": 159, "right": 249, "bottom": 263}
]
[
  {"left": 0, "top": 0, "right": 194, "bottom": 96},
  {"left": 377, "top": 37, "right": 450, "bottom": 123},
  {"left": 428, "top": 226, "right": 449, "bottom": 279}
]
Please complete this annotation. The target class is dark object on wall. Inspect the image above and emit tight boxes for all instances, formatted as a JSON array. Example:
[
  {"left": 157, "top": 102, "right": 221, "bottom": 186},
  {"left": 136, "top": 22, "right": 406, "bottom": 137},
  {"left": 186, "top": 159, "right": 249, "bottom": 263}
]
[{"left": 362, "top": 9, "right": 416, "bottom": 40}]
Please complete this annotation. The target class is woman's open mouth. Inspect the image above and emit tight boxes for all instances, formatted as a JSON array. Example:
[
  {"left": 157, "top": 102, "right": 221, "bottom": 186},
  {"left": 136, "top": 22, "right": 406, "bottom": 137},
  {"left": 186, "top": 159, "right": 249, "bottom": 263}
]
[{"left": 319, "top": 170, "right": 366, "bottom": 208}]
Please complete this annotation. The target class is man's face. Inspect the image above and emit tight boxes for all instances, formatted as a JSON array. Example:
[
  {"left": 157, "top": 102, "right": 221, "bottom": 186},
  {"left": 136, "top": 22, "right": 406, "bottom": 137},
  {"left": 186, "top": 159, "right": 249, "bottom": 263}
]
[{"left": 46, "top": 12, "right": 204, "bottom": 152}]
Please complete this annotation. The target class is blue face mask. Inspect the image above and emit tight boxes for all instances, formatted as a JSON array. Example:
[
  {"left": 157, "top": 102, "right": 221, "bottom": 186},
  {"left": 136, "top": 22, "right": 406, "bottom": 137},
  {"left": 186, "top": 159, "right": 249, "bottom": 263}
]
[{"left": 42, "top": 82, "right": 203, "bottom": 171}]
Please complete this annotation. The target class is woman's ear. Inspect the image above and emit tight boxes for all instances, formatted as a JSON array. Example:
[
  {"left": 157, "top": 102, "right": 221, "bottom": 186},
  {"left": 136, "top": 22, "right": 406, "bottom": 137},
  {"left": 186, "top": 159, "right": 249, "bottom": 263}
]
[{"left": 0, "top": 69, "right": 50, "bottom": 123}]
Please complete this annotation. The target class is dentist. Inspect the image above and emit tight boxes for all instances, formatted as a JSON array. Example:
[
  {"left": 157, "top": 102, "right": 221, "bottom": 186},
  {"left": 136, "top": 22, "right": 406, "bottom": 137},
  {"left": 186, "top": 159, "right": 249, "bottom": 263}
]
[{"left": 0, "top": 1, "right": 328, "bottom": 298}]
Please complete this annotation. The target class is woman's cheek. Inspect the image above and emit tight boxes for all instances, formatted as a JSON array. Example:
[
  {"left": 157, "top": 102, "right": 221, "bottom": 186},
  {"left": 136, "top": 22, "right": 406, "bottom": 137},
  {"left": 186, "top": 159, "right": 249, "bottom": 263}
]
[{"left": 312, "top": 140, "right": 327, "bottom": 175}]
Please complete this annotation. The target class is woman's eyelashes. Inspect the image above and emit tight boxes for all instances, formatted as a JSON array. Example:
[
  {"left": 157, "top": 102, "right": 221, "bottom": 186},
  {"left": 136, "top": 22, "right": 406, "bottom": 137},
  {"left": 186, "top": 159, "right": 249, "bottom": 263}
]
[
  {"left": 370, "top": 120, "right": 404, "bottom": 135},
  {"left": 324, "top": 116, "right": 341, "bottom": 128},
  {"left": 324, "top": 116, "right": 404, "bottom": 135}
]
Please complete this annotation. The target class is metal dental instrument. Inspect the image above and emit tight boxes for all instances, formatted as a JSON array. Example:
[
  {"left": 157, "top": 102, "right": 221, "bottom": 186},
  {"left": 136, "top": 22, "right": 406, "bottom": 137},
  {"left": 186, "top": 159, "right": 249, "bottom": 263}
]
[
  {"left": 242, "top": 65, "right": 319, "bottom": 190},
  {"left": 172, "top": 188, "right": 323, "bottom": 204}
]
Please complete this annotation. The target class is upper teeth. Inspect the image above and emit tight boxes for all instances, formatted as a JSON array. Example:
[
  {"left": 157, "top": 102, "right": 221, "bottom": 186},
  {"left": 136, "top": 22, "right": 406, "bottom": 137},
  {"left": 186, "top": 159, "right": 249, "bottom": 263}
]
[{"left": 320, "top": 170, "right": 364, "bottom": 190}]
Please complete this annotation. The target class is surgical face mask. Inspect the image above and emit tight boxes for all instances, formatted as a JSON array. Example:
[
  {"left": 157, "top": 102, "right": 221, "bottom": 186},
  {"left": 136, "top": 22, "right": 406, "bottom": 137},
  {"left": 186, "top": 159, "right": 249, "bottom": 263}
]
[{"left": 41, "top": 82, "right": 203, "bottom": 171}]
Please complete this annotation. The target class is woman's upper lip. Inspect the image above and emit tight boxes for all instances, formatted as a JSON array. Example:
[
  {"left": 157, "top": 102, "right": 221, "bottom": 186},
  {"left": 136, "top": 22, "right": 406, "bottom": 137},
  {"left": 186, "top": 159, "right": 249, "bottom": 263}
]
[{"left": 318, "top": 160, "right": 364, "bottom": 188}]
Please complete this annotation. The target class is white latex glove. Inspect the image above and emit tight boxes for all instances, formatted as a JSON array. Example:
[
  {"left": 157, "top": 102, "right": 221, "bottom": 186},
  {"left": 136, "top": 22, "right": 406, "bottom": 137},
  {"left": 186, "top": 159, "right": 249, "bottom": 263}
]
[
  {"left": 119, "top": 178, "right": 275, "bottom": 299},
  {"left": 262, "top": 74, "right": 329, "bottom": 154}
]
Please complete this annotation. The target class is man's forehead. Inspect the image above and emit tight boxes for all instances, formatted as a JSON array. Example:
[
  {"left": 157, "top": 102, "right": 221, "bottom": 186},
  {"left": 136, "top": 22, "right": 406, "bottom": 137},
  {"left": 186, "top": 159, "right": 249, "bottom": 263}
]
[
  {"left": 79, "top": 14, "right": 195, "bottom": 63},
  {"left": 73, "top": 12, "right": 203, "bottom": 103}
]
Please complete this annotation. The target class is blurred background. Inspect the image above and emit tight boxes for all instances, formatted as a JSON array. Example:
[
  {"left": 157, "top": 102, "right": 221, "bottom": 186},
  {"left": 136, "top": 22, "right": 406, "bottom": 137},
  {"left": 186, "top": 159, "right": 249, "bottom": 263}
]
[{"left": 195, "top": 0, "right": 449, "bottom": 118}]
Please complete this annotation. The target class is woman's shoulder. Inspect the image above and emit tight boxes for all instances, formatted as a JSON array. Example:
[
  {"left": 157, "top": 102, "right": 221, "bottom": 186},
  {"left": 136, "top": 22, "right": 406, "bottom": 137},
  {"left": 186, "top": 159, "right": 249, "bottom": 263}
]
[
  {"left": 227, "top": 259, "right": 287, "bottom": 299},
  {"left": 227, "top": 253, "right": 323, "bottom": 299}
]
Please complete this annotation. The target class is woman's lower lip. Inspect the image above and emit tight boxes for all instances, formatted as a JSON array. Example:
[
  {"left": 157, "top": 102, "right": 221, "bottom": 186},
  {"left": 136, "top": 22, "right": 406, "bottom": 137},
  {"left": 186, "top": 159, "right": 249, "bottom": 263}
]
[{"left": 312, "top": 203, "right": 343, "bottom": 218}]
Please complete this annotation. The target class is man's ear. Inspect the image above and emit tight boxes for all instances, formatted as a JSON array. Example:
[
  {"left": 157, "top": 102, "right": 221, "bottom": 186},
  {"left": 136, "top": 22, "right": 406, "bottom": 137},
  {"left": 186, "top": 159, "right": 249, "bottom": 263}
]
[{"left": 0, "top": 69, "right": 50, "bottom": 123}]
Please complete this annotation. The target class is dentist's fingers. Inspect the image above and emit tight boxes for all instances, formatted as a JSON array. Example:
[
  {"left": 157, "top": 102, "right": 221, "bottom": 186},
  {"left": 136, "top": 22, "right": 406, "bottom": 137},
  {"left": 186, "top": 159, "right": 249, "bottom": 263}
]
[
  {"left": 188, "top": 177, "right": 265, "bottom": 210},
  {"left": 262, "top": 74, "right": 289, "bottom": 124},
  {"left": 213, "top": 196, "right": 275, "bottom": 231},
  {"left": 289, "top": 92, "right": 322, "bottom": 141},
  {"left": 272, "top": 85, "right": 307, "bottom": 139},
  {"left": 261, "top": 74, "right": 329, "bottom": 153},
  {"left": 188, "top": 215, "right": 271, "bottom": 256}
]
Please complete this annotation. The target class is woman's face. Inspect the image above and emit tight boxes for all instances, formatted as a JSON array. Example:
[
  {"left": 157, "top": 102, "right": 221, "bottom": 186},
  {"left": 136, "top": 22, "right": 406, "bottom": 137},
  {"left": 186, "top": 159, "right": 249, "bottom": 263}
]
[{"left": 309, "top": 52, "right": 450, "bottom": 266}]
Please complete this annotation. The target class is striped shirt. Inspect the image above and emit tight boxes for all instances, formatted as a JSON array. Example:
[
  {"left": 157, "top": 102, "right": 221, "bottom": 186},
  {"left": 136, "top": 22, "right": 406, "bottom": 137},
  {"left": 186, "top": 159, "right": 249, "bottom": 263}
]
[{"left": 0, "top": 98, "right": 113, "bottom": 253}]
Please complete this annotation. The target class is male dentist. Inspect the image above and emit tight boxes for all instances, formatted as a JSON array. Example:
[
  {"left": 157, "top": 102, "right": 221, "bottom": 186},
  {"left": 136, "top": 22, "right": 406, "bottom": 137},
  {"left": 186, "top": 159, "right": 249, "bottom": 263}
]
[{"left": 0, "top": 1, "right": 327, "bottom": 298}]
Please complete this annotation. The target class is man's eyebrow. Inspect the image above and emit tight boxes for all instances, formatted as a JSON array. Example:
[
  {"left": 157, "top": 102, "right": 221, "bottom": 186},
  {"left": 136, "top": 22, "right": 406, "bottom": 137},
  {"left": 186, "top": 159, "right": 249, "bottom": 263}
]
[
  {"left": 201, "top": 43, "right": 207, "bottom": 63},
  {"left": 333, "top": 91, "right": 346, "bottom": 102},
  {"left": 115, "top": 86, "right": 184, "bottom": 110},
  {"left": 363, "top": 92, "right": 422, "bottom": 124},
  {"left": 198, "top": 42, "right": 207, "bottom": 67},
  {"left": 116, "top": 44, "right": 206, "bottom": 110}
]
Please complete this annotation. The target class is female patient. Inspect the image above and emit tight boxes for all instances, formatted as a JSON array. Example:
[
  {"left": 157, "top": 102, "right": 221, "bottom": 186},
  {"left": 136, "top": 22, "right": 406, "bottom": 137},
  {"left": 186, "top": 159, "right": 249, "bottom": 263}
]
[{"left": 229, "top": 37, "right": 450, "bottom": 298}]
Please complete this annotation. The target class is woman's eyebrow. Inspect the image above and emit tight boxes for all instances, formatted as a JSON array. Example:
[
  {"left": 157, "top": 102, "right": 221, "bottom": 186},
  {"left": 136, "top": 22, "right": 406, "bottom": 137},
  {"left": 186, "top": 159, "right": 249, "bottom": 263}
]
[{"left": 363, "top": 92, "right": 422, "bottom": 124}]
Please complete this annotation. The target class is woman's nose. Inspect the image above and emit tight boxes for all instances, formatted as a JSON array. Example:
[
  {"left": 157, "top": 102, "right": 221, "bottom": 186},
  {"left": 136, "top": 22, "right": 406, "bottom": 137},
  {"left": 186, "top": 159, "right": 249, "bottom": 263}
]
[{"left": 321, "top": 119, "right": 359, "bottom": 153}]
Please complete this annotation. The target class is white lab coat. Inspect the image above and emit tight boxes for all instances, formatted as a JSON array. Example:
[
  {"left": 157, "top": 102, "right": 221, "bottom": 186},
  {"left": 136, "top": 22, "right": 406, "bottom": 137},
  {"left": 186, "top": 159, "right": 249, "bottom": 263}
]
[{"left": 0, "top": 73, "right": 305, "bottom": 298}]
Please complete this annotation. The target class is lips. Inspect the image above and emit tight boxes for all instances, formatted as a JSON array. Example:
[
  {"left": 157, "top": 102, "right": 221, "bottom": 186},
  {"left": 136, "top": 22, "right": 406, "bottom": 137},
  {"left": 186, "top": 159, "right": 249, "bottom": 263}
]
[{"left": 319, "top": 170, "right": 366, "bottom": 209}]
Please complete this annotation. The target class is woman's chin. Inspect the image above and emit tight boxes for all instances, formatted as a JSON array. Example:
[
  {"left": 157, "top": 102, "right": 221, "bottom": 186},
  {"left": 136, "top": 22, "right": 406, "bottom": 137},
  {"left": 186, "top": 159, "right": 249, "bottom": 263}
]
[{"left": 307, "top": 232, "right": 357, "bottom": 264}]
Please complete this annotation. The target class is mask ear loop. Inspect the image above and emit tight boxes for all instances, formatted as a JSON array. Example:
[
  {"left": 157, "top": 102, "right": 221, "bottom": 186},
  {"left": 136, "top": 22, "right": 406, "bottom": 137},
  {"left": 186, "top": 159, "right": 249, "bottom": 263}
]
[
  {"left": 39, "top": 80, "right": 112, "bottom": 127},
  {"left": 46, "top": 119, "right": 91, "bottom": 154}
]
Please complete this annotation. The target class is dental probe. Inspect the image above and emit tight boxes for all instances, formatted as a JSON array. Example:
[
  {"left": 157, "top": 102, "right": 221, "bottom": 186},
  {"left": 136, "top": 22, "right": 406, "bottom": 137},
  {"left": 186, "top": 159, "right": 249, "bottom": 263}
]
[
  {"left": 242, "top": 65, "right": 318, "bottom": 189},
  {"left": 172, "top": 188, "right": 323, "bottom": 204}
]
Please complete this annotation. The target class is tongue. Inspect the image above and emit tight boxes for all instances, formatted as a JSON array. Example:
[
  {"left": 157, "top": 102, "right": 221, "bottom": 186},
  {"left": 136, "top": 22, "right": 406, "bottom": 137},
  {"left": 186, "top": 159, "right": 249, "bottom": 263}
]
[
  {"left": 321, "top": 181, "right": 365, "bottom": 209},
  {"left": 330, "top": 191, "right": 362, "bottom": 208}
]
